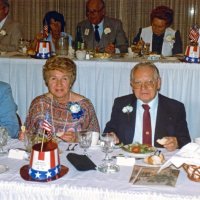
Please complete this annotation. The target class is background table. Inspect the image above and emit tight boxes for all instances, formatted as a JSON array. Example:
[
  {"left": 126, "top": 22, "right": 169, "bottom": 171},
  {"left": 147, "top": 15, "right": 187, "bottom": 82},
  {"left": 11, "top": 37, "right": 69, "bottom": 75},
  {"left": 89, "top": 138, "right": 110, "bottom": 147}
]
[
  {"left": 0, "top": 139, "right": 199, "bottom": 200},
  {"left": 0, "top": 56, "right": 199, "bottom": 140}
]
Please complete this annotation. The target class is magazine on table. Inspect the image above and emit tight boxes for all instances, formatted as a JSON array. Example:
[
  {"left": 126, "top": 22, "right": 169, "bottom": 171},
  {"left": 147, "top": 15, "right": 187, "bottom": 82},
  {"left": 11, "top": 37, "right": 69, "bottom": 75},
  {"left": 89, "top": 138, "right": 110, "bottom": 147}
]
[{"left": 129, "top": 165, "right": 180, "bottom": 187}]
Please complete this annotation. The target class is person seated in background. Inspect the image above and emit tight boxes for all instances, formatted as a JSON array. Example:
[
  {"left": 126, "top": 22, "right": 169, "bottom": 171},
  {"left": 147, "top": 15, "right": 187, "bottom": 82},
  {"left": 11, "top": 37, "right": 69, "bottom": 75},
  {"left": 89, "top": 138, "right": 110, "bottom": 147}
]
[
  {"left": 19, "top": 56, "right": 100, "bottom": 142},
  {"left": 0, "top": 81, "right": 19, "bottom": 138},
  {"left": 104, "top": 62, "right": 191, "bottom": 151},
  {"left": 0, "top": 0, "right": 23, "bottom": 52},
  {"left": 76, "top": 0, "right": 128, "bottom": 54},
  {"left": 29, "top": 11, "right": 73, "bottom": 55},
  {"left": 133, "top": 6, "right": 182, "bottom": 57}
]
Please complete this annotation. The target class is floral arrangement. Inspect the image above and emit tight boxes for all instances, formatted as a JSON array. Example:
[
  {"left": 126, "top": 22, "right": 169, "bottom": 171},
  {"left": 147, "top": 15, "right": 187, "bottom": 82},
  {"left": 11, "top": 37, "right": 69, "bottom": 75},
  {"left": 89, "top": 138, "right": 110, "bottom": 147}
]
[
  {"left": 104, "top": 27, "right": 111, "bottom": 34},
  {"left": 165, "top": 34, "right": 175, "bottom": 43},
  {"left": 122, "top": 105, "right": 133, "bottom": 114},
  {"left": 0, "top": 29, "right": 7, "bottom": 36},
  {"left": 67, "top": 102, "right": 84, "bottom": 119}
]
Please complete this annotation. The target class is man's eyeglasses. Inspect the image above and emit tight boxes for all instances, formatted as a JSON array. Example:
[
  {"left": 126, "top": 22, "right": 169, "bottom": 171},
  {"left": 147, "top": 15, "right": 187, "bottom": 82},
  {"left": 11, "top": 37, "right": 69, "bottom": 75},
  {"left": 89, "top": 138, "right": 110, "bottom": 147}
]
[
  {"left": 87, "top": 7, "right": 104, "bottom": 15},
  {"left": 132, "top": 80, "right": 157, "bottom": 89}
]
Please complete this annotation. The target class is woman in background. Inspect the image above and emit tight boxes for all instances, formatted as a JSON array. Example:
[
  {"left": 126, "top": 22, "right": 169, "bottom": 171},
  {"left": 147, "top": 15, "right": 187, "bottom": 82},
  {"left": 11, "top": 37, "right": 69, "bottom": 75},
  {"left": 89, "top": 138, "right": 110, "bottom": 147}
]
[
  {"left": 133, "top": 6, "right": 182, "bottom": 56},
  {"left": 30, "top": 11, "right": 73, "bottom": 54}
]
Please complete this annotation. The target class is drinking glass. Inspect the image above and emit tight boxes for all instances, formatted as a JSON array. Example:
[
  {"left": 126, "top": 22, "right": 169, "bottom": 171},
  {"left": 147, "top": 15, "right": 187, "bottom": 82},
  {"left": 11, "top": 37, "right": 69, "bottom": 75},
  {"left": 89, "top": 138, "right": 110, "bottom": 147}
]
[
  {"left": 24, "top": 132, "right": 35, "bottom": 153},
  {"left": 78, "top": 131, "right": 92, "bottom": 156},
  {"left": 97, "top": 134, "right": 120, "bottom": 173},
  {"left": 0, "top": 127, "right": 8, "bottom": 155}
]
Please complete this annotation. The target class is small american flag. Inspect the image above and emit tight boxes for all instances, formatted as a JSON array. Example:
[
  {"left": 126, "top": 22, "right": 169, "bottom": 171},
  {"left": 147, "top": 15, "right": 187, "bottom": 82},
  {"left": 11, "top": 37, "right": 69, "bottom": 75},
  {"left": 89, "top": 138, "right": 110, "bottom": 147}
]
[
  {"left": 43, "top": 25, "right": 48, "bottom": 38},
  {"left": 189, "top": 25, "right": 199, "bottom": 43},
  {"left": 41, "top": 113, "right": 53, "bottom": 140}
]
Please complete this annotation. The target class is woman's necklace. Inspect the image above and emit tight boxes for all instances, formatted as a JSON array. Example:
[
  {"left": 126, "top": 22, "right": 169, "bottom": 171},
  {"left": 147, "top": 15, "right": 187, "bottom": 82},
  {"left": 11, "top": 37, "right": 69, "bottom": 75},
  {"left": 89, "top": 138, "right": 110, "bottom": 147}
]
[{"left": 50, "top": 92, "right": 71, "bottom": 136}]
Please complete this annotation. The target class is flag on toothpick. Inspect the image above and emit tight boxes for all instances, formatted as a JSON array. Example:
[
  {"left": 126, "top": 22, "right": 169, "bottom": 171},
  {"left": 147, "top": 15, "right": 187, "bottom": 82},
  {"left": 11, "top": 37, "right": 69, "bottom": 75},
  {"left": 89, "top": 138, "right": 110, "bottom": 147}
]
[
  {"left": 41, "top": 113, "right": 53, "bottom": 140},
  {"left": 43, "top": 25, "right": 48, "bottom": 39},
  {"left": 188, "top": 24, "right": 199, "bottom": 43}
]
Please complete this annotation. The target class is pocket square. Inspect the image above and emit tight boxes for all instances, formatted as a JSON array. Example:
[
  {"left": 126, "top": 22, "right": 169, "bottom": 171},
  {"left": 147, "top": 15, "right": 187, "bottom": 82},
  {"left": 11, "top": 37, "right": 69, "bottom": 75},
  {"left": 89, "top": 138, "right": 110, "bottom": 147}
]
[{"left": 66, "top": 153, "right": 96, "bottom": 171}]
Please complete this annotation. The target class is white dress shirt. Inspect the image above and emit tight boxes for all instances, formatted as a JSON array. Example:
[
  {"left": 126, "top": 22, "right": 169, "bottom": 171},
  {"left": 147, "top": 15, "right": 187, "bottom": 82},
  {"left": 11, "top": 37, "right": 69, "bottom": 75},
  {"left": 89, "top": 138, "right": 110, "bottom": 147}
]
[{"left": 133, "top": 93, "right": 158, "bottom": 145}]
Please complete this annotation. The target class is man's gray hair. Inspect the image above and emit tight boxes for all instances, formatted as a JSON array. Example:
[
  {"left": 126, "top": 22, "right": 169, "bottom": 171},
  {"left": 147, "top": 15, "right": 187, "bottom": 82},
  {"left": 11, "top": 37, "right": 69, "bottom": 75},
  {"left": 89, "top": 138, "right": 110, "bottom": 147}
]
[{"left": 130, "top": 61, "right": 160, "bottom": 81}]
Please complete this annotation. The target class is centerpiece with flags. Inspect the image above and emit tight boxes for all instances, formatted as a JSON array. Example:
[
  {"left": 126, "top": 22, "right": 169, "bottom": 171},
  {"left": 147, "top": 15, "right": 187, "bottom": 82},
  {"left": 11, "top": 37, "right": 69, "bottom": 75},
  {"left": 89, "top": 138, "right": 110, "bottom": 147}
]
[
  {"left": 20, "top": 113, "right": 68, "bottom": 182},
  {"left": 184, "top": 24, "right": 200, "bottom": 63}
]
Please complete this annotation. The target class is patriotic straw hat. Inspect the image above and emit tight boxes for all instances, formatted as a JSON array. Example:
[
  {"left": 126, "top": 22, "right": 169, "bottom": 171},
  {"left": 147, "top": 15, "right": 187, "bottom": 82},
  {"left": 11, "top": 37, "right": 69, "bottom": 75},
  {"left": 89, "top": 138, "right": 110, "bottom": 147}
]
[
  {"left": 20, "top": 141, "right": 68, "bottom": 182},
  {"left": 35, "top": 41, "right": 51, "bottom": 59}
]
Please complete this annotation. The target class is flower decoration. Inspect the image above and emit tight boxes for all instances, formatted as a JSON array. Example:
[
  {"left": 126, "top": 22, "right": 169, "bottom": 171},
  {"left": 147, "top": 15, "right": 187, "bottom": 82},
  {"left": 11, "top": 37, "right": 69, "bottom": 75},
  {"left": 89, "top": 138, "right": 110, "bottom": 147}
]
[
  {"left": 0, "top": 29, "right": 6, "bottom": 36},
  {"left": 104, "top": 27, "right": 111, "bottom": 34},
  {"left": 67, "top": 102, "right": 85, "bottom": 119},
  {"left": 165, "top": 34, "right": 175, "bottom": 43},
  {"left": 122, "top": 105, "right": 133, "bottom": 114},
  {"left": 84, "top": 29, "right": 89, "bottom": 36}
]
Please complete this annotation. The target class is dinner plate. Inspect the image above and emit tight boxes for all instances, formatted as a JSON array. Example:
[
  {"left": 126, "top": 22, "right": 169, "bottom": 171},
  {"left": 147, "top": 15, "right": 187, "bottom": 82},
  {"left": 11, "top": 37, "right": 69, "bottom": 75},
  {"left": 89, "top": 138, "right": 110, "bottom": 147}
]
[
  {"left": 121, "top": 144, "right": 156, "bottom": 158},
  {"left": 0, "top": 164, "right": 9, "bottom": 174}
]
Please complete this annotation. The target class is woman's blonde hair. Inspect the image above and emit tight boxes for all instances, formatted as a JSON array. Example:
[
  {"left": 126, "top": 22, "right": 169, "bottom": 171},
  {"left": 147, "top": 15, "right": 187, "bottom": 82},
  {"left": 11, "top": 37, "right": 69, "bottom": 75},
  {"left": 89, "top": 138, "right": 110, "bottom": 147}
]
[{"left": 43, "top": 56, "right": 76, "bottom": 86}]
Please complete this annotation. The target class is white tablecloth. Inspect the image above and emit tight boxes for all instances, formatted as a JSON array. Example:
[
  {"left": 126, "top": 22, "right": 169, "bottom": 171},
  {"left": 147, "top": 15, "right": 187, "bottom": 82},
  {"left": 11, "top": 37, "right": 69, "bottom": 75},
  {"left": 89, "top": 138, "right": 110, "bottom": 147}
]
[
  {"left": 0, "top": 139, "right": 199, "bottom": 200},
  {"left": 0, "top": 56, "right": 199, "bottom": 140}
]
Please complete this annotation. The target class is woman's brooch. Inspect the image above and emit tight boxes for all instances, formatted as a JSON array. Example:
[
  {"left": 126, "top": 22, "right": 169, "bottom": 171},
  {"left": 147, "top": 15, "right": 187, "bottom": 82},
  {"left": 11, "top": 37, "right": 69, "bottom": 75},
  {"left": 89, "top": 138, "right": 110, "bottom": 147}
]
[{"left": 68, "top": 102, "right": 84, "bottom": 119}]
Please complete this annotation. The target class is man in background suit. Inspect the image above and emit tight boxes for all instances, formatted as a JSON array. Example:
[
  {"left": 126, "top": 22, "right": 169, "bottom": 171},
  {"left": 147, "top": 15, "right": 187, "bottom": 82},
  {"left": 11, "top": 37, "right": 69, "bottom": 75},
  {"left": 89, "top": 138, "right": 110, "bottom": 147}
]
[
  {"left": 0, "top": 0, "right": 23, "bottom": 52},
  {"left": 104, "top": 62, "right": 191, "bottom": 151},
  {"left": 76, "top": 0, "right": 128, "bottom": 53},
  {"left": 0, "top": 81, "right": 19, "bottom": 138}
]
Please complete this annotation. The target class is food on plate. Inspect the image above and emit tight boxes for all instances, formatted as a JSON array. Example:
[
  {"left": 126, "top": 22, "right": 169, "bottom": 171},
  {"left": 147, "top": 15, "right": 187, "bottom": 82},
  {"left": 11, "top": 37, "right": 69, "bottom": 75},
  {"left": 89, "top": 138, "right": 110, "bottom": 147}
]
[
  {"left": 27, "top": 49, "right": 35, "bottom": 56},
  {"left": 157, "top": 137, "right": 168, "bottom": 145},
  {"left": 125, "top": 143, "right": 156, "bottom": 154},
  {"left": 94, "top": 52, "right": 112, "bottom": 59},
  {"left": 144, "top": 151, "right": 165, "bottom": 165}
]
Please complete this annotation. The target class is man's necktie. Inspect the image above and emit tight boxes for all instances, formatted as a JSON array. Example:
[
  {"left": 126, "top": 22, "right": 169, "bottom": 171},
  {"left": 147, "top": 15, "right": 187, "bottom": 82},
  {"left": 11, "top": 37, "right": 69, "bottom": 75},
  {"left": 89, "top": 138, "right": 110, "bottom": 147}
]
[
  {"left": 142, "top": 104, "right": 152, "bottom": 145},
  {"left": 94, "top": 25, "right": 100, "bottom": 42}
]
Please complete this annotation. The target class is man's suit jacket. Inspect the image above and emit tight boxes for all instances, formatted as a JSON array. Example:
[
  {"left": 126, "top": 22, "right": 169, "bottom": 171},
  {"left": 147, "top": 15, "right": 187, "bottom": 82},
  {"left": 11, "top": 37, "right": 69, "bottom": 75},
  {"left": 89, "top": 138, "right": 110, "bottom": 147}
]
[
  {"left": 104, "top": 93, "right": 191, "bottom": 148},
  {"left": 0, "top": 81, "right": 19, "bottom": 138},
  {"left": 76, "top": 16, "right": 128, "bottom": 53},
  {"left": 0, "top": 15, "right": 23, "bottom": 52}
]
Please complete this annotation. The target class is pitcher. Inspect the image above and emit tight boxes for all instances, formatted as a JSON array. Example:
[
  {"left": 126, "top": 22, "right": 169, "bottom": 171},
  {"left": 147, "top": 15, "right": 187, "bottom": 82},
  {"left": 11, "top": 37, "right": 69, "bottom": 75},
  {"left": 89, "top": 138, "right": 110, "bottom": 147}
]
[{"left": 56, "top": 33, "right": 69, "bottom": 56}]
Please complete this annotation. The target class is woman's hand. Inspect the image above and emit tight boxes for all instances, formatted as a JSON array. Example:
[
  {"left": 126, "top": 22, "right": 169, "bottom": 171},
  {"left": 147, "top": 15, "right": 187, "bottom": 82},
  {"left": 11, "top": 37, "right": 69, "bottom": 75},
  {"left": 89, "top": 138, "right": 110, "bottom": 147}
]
[
  {"left": 59, "top": 132, "right": 76, "bottom": 143},
  {"left": 18, "top": 131, "right": 25, "bottom": 141}
]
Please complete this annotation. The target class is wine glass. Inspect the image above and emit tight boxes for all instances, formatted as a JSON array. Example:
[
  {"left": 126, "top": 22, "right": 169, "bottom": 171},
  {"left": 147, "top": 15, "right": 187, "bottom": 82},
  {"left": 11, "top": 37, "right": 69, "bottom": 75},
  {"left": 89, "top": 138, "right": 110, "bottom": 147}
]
[
  {"left": 0, "top": 127, "right": 8, "bottom": 155},
  {"left": 97, "top": 134, "right": 120, "bottom": 173},
  {"left": 78, "top": 131, "right": 92, "bottom": 156}
]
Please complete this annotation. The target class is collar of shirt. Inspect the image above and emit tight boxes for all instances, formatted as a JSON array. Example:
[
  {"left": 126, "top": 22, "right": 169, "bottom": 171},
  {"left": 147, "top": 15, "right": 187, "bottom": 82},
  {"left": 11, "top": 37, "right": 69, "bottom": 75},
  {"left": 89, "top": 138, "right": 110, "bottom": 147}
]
[
  {"left": 93, "top": 19, "right": 104, "bottom": 38},
  {"left": 0, "top": 16, "right": 8, "bottom": 30},
  {"left": 133, "top": 93, "right": 159, "bottom": 145}
]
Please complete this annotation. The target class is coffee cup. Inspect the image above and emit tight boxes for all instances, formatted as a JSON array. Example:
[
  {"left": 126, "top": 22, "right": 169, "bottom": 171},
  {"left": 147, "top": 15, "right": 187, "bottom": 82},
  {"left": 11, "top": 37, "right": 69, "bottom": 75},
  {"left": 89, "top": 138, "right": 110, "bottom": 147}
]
[
  {"left": 89, "top": 131, "right": 99, "bottom": 146},
  {"left": 76, "top": 50, "right": 86, "bottom": 60}
]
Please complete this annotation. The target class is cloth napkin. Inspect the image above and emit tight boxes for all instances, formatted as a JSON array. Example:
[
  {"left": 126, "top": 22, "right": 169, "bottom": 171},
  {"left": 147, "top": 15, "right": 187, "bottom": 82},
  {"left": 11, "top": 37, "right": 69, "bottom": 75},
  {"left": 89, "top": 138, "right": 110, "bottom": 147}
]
[
  {"left": 67, "top": 153, "right": 96, "bottom": 171},
  {"left": 158, "top": 143, "right": 200, "bottom": 173}
]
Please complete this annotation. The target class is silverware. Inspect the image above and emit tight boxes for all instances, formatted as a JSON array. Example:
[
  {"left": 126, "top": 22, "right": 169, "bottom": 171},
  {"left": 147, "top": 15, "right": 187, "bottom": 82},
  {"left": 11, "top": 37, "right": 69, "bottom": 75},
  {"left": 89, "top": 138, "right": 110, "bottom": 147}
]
[
  {"left": 66, "top": 144, "right": 72, "bottom": 151},
  {"left": 71, "top": 144, "right": 78, "bottom": 151}
]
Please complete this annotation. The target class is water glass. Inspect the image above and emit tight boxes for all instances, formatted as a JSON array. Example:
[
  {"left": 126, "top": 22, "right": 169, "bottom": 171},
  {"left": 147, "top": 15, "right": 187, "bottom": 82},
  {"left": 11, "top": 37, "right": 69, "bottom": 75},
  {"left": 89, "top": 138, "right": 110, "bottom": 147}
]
[{"left": 78, "top": 131, "right": 92, "bottom": 156}]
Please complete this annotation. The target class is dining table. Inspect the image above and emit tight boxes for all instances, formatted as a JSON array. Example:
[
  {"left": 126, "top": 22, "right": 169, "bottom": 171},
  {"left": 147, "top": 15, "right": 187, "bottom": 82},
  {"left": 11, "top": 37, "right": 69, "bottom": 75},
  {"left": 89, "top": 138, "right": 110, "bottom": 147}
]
[
  {"left": 0, "top": 53, "right": 200, "bottom": 141},
  {"left": 0, "top": 138, "right": 199, "bottom": 200}
]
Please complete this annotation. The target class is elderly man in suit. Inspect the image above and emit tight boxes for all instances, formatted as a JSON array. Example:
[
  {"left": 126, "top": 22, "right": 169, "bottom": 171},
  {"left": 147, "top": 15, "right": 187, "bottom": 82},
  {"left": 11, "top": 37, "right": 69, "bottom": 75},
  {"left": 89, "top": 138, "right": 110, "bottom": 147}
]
[
  {"left": 0, "top": 0, "right": 23, "bottom": 52},
  {"left": 0, "top": 81, "right": 19, "bottom": 138},
  {"left": 104, "top": 62, "right": 191, "bottom": 151},
  {"left": 76, "top": 0, "right": 128, "bottom": 53}
]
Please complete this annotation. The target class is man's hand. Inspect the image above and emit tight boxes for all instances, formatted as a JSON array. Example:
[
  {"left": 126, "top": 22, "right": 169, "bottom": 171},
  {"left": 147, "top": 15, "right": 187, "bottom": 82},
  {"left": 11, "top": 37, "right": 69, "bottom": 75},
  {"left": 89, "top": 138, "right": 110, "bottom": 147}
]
[
  {"left": 107, "top": 132, "right": 120, "bottom": 144},
  {"left": 105, "top": 43, "right": 115, "bottom": 54},
  {"left": 157, "top": 136, "right": 178, "bottom": 151}
]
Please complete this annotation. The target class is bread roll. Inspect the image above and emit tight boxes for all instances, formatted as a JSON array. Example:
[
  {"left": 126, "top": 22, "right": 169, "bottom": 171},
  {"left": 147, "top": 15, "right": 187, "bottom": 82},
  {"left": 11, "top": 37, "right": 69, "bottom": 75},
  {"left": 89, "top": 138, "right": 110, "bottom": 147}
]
[
  {"left": 157, "top": 137, "right": 168, "bottom": 145},
  {"left": 144, "top": 154, "right": 165, "bottom": 165}
]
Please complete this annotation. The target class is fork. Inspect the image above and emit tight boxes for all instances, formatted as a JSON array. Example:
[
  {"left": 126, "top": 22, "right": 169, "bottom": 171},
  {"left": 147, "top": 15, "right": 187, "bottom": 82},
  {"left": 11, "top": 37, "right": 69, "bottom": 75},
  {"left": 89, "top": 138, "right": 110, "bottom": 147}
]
[
  {"left": 71, "top": 144, "right": 78, "bottom": 151},
  {"left": 66, "top": 144, "right": 72, "bottom": 151}
]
